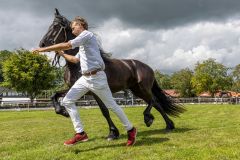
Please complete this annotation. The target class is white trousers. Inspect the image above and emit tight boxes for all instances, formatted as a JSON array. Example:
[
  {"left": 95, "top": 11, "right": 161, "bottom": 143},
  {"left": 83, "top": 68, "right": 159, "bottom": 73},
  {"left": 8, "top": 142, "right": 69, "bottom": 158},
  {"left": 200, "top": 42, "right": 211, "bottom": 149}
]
[{"left": 62, "top": 71, "right": 133, "bottom": 133}]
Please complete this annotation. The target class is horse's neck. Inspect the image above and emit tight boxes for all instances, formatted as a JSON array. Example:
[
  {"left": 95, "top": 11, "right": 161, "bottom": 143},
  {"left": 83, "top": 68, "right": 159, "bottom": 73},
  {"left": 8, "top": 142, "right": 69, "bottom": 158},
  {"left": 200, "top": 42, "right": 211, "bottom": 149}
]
[
  {"left": 66, "top": 61, "right": 80, "bottom": 72},
  {"left": 64, "top": 61, "right": 81, "bottom": 85},
  {"left": 66, "top": 29, "right": 76, "bottom": 41}
]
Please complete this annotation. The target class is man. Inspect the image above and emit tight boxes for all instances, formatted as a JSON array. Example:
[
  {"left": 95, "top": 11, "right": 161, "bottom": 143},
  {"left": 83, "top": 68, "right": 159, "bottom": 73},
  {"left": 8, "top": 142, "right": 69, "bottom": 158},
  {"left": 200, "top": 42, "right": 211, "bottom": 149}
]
[{"left": 33, "top": 16, "right": 137, "bottom": 146}]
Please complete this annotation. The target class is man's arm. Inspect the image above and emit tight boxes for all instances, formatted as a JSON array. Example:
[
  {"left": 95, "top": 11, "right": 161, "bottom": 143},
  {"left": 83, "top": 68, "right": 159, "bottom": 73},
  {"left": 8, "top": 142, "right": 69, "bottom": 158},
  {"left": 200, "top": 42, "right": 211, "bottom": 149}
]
[
  {"left": 32, "top": 42, "right": 72, "bottom": 53},
  {"left": 57, "top": 51, "right": 80, "bottom": 64}
]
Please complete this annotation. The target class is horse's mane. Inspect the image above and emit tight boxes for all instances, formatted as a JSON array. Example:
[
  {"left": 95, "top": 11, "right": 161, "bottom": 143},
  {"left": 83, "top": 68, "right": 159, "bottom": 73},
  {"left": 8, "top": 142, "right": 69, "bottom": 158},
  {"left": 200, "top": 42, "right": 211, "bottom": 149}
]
[
  {"left": 95, "top": 33, "right": 112, "bottom": 61},
  {"left": 100, "top": 49, "right": 112, "bottom": 62}
]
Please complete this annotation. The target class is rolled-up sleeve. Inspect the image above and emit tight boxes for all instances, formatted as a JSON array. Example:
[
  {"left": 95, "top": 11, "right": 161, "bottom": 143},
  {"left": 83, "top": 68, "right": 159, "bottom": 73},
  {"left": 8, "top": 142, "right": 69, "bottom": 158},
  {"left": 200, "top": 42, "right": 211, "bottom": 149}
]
[{"left": 70, "top": 31, "right": 93, "bottom": 49}]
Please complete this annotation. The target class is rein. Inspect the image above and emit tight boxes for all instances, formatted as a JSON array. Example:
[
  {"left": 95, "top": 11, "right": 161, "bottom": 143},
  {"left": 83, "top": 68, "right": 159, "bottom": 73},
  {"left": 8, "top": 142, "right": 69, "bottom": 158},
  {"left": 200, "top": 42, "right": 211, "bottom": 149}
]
[{"left": 52, "top": 53, "right": 61, "bottom": 67}]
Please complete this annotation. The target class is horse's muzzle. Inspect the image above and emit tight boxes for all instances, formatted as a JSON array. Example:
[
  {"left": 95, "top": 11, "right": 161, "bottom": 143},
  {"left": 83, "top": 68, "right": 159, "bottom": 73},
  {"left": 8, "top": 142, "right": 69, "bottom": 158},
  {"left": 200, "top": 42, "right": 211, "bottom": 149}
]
[{"left": 39, "top": 40, "right": 45, "bottom": 47}]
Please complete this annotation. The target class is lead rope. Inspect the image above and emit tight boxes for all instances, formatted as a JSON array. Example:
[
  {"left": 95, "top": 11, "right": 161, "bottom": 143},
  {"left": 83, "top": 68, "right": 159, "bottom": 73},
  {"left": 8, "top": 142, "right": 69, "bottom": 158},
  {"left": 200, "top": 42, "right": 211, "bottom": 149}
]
[{"left": 52, "top": 52, "right": 62, "bottom": 67}]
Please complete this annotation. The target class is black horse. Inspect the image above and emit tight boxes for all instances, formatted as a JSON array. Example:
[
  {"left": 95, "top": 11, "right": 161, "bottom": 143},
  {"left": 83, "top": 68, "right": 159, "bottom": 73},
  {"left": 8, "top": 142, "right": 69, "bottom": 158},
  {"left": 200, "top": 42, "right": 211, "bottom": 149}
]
[{"left": 39, "top": 9, "right": 185, "bottom": 140}]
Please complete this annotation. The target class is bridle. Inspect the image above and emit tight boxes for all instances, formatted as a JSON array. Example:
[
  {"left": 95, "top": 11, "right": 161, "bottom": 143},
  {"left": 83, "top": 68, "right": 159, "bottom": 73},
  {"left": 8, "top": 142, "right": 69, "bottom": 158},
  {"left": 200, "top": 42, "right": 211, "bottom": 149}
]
[
  {"left": 51, "top": 20, "right": 69, "bottom": 67},
  {"left": 52, "top": 24, "right": 68, "bottom": 44}
]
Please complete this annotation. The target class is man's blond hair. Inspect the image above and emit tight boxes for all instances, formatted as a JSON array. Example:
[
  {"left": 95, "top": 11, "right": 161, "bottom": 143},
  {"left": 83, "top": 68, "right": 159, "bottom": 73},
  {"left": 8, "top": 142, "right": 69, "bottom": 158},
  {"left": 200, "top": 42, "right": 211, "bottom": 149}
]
[{"left": 71, "top": 16, "right": 88, "bottom": 30}]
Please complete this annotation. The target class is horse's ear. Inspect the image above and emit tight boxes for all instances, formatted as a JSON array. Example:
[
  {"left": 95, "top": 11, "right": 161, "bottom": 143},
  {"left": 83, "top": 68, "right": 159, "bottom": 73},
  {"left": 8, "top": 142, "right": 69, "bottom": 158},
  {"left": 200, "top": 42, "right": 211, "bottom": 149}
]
[{"left": 55, "top": 8, "right": 60, "bottom": 16}]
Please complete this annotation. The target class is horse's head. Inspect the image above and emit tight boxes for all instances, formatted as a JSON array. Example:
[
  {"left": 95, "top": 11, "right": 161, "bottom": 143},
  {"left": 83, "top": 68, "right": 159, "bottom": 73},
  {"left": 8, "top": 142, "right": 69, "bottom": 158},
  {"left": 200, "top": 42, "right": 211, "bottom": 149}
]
[{"left": 39, "top": 8, "right": 75, "bottom": 48}]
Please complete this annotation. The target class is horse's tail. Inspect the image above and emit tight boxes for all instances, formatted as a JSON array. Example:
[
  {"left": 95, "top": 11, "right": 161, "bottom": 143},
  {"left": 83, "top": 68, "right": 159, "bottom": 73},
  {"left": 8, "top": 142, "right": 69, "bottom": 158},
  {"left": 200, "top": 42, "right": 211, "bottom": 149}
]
[{"left": 151, "top": 79, "right": 186, "bottom": 117}]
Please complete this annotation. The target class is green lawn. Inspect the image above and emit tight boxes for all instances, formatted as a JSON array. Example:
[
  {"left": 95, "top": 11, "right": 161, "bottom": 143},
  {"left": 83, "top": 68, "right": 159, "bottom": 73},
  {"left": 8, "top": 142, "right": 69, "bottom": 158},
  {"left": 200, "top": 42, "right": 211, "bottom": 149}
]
[{"left": 0, "top": 104, "right": 240, "bottom": 160}]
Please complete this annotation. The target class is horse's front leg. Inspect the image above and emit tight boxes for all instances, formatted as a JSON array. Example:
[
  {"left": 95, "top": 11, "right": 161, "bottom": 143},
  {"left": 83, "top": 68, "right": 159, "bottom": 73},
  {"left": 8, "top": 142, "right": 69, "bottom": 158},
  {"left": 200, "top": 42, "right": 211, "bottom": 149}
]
[
  {"left": 143, "top": 100, "right": 155, "bottom": 127},
  {"left": 51, "top": 90, "right": 69, "bottom": 117},
  {"left": 93, "top": 94, "right": 119, "bottom": 141}
]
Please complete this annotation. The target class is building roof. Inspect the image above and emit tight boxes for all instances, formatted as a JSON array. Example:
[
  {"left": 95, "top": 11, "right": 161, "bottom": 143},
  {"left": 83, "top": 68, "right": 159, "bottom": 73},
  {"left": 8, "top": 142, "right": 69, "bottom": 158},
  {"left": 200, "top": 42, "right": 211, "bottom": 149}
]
[
  {"left": 199, "top": 91, "right": 240, "bottom": 97},
  {"left": 164, "top": 89, "right": 180, "bottom": 97}
]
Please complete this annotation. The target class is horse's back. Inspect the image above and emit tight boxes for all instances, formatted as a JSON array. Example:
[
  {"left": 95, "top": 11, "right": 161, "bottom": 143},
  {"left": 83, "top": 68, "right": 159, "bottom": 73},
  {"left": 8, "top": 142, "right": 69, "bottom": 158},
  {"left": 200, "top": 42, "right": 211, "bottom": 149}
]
[
  {"left": 130, "top": 59, "right": 154, "bottom": 75},
  {"left": 103, "top": 58, "right": 136, "bottom": 91},
  {"left": 129, "top": 59, "right": 155, "bottom": 88},
  {"left": 104, "top": 58, "right": 155, "bottom": 89},
  {"left": 120, "top": 59, "right": 154, "bottom": 83}
]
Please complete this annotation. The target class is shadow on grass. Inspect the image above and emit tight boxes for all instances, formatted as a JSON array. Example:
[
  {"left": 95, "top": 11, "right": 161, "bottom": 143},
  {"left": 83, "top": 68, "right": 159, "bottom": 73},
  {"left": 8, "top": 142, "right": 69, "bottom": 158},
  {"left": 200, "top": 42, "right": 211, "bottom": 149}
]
[
  {"left": 72, "top": 128, "right": 193, "bottom": 153},
  {"left": 73, "top": 137, "right": 169, "bottom": 154},
  {"left": 99, "top": 127, "right": 194, "bottom": 140},
  {"left": 139, "top": 127, "right": 193, "bottom": 136}
]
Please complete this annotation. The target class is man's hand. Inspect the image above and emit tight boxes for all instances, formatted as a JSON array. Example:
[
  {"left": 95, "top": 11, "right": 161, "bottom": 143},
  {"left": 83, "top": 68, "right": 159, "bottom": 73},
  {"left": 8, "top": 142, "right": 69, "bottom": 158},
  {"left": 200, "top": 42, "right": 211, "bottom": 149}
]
[
  {"left": 56, "top": 50, "right": 64, "bottom": 56},
  {"left": 32, "top": 48, "right": 45, "bottom": 54}
]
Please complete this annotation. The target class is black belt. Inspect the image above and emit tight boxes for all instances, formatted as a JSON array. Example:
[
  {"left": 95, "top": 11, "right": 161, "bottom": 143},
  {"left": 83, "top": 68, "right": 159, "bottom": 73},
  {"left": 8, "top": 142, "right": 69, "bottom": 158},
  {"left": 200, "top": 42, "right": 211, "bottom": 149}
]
[{"left": 83, "top": 68, "right": 102, "bottom": 76}]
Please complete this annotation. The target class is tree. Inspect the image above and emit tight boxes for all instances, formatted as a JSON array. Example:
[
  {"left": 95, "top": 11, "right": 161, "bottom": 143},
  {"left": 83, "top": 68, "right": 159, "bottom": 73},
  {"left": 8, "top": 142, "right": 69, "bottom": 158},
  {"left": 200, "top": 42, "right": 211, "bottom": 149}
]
[
  {"left": 52, "top": 66, "right": 65, "bottom": 90},
  {"left": 171, "top": 68, "right": 196, "bottom": 97},
  {"left": 154, "top": 70, "right": 173, "bottom": 89},
  {"left": 191, "top": 58, "right": 232, "bottom": 97},
  {"left": 0, "top": 50, "right": 13, "bottom": 82},
  {"left": 1, "top": 49, "right": 57, "bottom": 102},
  {"left": 231, "top": 64, "right": 240, "bottom": 92}
]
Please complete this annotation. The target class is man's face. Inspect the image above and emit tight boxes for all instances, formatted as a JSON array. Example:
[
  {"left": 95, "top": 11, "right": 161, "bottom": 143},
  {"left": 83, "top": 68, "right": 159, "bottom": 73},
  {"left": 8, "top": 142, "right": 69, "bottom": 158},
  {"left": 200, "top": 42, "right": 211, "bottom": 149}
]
[{"left": 71, "top": 22, "right": 84, "bottom": 36}]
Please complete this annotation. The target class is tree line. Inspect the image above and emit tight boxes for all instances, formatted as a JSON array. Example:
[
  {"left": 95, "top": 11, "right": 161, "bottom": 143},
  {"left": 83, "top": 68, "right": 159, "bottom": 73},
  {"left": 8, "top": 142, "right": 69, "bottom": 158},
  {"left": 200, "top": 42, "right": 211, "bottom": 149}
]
[{"left": 155, "top": 59, "right": 240, "bottom": 97}]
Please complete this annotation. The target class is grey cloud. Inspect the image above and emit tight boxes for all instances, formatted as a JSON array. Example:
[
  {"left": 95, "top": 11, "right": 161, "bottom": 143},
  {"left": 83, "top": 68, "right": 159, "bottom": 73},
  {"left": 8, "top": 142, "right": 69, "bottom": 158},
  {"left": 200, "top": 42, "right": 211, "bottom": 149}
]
[
  {"left": 1, "top": 0, "right": 240, "bottom": 73},
  {"left": 0, "top": 9, "right": 51, "bottom": 50},
  {"left": 1, "top": 0, "right": 240, "bottom": 29},
  {"left": 98, "top": 19, "right": 240, "bottom": 73}
]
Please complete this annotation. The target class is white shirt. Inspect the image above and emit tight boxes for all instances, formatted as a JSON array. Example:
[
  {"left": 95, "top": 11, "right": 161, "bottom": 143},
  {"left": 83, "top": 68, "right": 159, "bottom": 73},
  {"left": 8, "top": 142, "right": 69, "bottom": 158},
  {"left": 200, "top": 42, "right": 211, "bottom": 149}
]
[{"left": 70, "top": 30, "right": 105, "bottom": 74}]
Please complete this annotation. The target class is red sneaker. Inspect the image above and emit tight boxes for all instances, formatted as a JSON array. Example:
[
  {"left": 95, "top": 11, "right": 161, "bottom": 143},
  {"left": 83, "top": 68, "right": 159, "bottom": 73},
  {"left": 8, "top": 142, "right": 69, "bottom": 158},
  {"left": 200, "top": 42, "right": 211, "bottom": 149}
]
[
  {"left": 64, "top": 133, "right": 88, "bottom": 146},
  {"left": 126, "top": 127, "right": 137, "bottom": 146}
]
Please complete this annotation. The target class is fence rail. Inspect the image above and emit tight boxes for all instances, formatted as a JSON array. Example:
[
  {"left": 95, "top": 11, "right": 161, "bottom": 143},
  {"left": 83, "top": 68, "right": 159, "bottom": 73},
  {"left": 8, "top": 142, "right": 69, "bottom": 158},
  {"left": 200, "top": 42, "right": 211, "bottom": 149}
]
[
  {"left": 174, "top": 97, "right": 240, "bottom": 104},
  {"left": 0, "top": 97, "right": 239, "bottom": 110}
]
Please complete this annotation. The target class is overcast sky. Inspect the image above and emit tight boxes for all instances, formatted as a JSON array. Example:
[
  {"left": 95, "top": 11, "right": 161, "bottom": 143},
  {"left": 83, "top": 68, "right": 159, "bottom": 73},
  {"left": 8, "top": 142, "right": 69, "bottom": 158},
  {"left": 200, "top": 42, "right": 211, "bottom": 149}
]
[{"left": 1, "top": 0, "right": 240, "bottom": 73}]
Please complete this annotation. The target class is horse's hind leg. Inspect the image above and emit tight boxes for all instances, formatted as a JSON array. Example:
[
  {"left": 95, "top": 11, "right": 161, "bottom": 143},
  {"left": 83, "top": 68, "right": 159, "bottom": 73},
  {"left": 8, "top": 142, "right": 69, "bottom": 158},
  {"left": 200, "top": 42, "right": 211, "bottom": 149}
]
[
  {"left": 130, "top": 85, "right": 155, "bottom": 127},
  {"left": 131, "top": 83, "right": 174, "bottom": 130},
  {"left": 51, "top": 90, "right": 69, "bottom": 117},
  {"left": 93, "top": 94, "right": 119, "bottom": 141},
  {"left": 142, "top": 94, "right": 175, "bottom": 130},
  {"left": 152, "top": 95, "right": 175, "bottom": 130}
]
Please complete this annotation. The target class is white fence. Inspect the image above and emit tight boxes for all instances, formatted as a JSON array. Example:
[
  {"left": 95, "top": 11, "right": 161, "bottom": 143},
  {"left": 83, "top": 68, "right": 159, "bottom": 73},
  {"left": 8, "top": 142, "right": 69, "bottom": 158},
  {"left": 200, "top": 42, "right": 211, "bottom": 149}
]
[
  {"left": 0, "top": 97, "right": 239, "bottom": 110},
  {"left": 174, "top": 97, "right": 240, "bottom": 104},
  {"left": 1, "top": 98, "right": 36, "bottom": 107}
]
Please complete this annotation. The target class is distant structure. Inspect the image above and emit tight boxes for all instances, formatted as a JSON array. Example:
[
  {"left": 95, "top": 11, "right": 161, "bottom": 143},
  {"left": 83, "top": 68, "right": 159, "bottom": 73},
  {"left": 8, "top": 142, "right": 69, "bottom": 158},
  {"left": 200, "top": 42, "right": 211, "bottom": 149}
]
[{"left": 0, "top": 87, "right": 26, "bottom": 97}]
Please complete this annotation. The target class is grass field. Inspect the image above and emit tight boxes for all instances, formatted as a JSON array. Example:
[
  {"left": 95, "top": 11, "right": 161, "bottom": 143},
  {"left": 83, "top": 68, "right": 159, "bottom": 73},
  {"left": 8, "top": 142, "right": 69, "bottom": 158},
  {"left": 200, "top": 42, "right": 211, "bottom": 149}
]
[{"left": 0, "top": 104, "right": 240, "bottom": 160}]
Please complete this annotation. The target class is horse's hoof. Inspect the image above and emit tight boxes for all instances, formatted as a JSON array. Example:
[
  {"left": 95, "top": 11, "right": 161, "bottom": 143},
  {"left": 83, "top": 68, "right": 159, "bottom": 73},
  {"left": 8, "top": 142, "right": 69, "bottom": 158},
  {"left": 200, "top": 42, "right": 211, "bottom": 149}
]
[
  {"left": 165, "top": 122, "right": 175, "bottom": 131},
  {"left": 107, "top": 136, "right": 119, "bottom": 141},
  {"left": 144, "top": 114, "right": 154, "bottom": 127},
  {"left": 107, "top": 134, "right": 119, "bottom": 141},
  {"left": 107, "top": 130, "right": 119, "bottom": 141},
  {"left": 145, "top": 119, "right": 153, "bottom": 127},
  {"left": 60, "top": 106, "right": 69, "bottom": 117},
  {"left": 56, "top": 109, "right": 69, "bottom": 118},
  {"left": 62, "top": 111, "right": 70, "bottom": 117}
]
